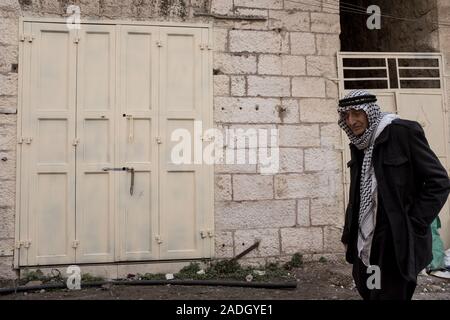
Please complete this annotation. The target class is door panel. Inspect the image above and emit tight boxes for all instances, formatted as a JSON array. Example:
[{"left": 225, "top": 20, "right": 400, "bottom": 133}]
[
  {"left": 75, "top": 25, "right": 116, "bottom": 263},
  {"left": 166, "top": 35, "right": 196, "bottom": 111},
  {"left": 117, "top": 26, "right": 159, "bottom": 261},
  {"left": 397, "top": 93, "right": 446, "bottom": 157},
  {"left": 165, "top": 171, "right": 197, "bottom": 252},
  {"left": 24, "top": 23, "right": 77, "bottom": 266},
  {"left": 375, "top": 93, "right": 396, "bottom": 114},
  {"left": 159, "top": 27, "right": 205, "bottom": 259}
]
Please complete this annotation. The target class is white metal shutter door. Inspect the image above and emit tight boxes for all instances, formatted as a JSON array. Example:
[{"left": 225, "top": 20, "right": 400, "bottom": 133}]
[
  {"left": 158, "top": 27, "right": 207, "bottom": 259},
  {"left": 75, "top": 25, "right": 116, "bottom": 263},
  {"left": 21, "top": 23, "right": 77, "bottom": 266},
  {"left": 18, "top": 21, "right": 214, "bottom": 266},
  {"left": 116, "top": 25, "right": 160, "bottom": 261}
]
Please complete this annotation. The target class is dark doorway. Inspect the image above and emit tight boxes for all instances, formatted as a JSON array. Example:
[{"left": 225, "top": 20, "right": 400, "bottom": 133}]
[{"left": 339, "top": 0, "right": 439, "bottom": 52}]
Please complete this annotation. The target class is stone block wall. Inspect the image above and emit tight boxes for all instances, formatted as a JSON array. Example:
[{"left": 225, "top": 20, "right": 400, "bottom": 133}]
[
  {"left": 0, "top": 0, "right": 21, "bottom": 279},
  {"left": 211, "top": 0, "right": 344, "bottom": 266}
]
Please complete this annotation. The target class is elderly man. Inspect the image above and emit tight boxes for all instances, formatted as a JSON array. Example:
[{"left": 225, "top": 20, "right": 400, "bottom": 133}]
[{"left": 338, "top": 89, "right": 450, "bottom": 300}]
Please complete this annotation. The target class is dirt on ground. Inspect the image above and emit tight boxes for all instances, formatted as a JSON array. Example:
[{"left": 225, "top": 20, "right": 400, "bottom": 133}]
[{"left": 0, "top": 261, "right": 449, "bottom": 300}]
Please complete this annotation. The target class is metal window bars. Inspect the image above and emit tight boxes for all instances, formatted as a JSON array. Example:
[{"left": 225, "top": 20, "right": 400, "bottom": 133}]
[{"left": 338, "top": 53, "right": 442, "bottom": 91}]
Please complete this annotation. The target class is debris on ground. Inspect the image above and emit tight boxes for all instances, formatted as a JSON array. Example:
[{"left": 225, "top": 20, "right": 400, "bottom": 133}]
[
  {"left": 1, "top": 259, "right": 449, "bottom": 300},
  {"left": 430, "top": 270, "right": 450, "bottom": 279},
  {"left": 101, "top": 283, "right": 113, "bottom": 291},
  {"left": 25, "top": 280, "right": 43, "bottom": 287},
  {"left": 165, "top": 274, "right": 174, "bottom": 280}
]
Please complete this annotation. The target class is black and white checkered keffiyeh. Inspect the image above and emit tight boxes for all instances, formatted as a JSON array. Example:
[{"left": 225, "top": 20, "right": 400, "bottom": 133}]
[{"left": 338, "top": 90, "right": 399, "bottom": 266}]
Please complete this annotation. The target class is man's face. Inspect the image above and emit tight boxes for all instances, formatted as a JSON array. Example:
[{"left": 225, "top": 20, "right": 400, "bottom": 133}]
[{"left": 343, "top": 109, "right": 368, "bottom": 136}]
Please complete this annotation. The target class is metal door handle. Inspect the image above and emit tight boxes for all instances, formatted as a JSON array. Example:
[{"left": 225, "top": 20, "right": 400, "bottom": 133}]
[
  {"left": 101, "top": 167, "right": 134, "bottom": 196},
  {"left": 123, "top": 114, "right": 134, "bottom": 142},
  {"left": 102, "top": 167, "right": 128, "bottom": 171},
  {"left": 127, "top": 167, "right": 134, "bottom": 196}
]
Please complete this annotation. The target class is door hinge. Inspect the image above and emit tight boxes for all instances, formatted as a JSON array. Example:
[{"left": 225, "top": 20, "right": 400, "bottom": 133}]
[
  {"left": 18, "top": 137, "right": 32, "bottom": 144},
  {"left": 155, "top": 235, "right": 163, "bottom": 244},
  {"left": 16, "top": 240, "right": 31, "bottom": 249},
  {"left": 201, "top": 44, "right": 213, "bottom": 51},
  {"left": 72, "top": 138, "right": 80, "bottom": 146},
  {"left": 72, "top": 240, "right": 80, "bottom": 248},
  {"left": 20, "top": 34, "right": 34, "bottom": 43},
  {"left": 201, "top": 134, "right": 214, "bottom": 142},
  {"left": 156, "top": 137, "right": 162, "bottom": 144}
]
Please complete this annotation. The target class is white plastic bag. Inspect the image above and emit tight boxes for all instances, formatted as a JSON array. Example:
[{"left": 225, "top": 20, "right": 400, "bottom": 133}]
[{"left": 445, "top": 249, "right": 450, "bottom": 268}]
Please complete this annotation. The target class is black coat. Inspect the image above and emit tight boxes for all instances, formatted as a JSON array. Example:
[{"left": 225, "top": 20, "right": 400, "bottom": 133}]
[{"left": 341, "top": 118, "right": 450, "bottom": 281}]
